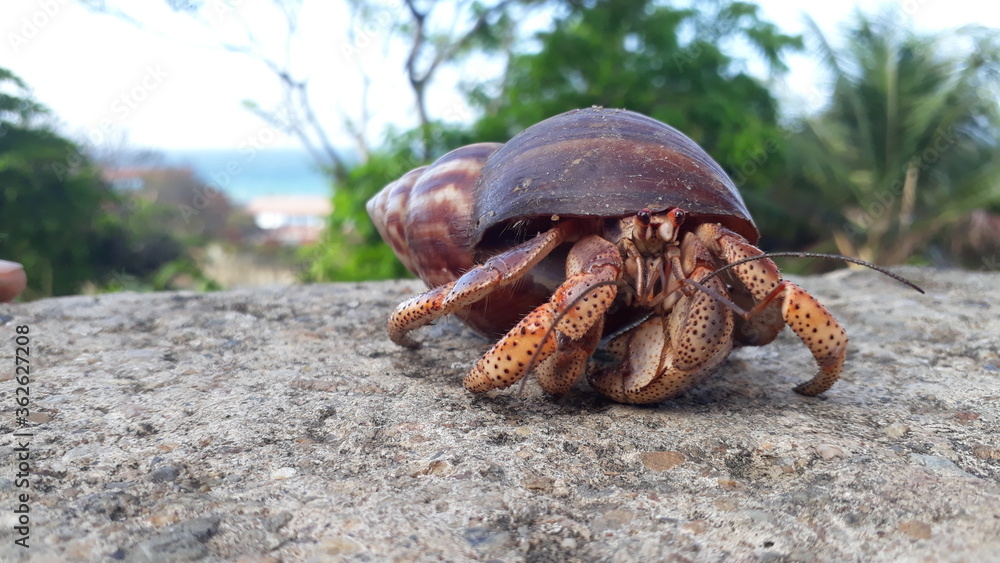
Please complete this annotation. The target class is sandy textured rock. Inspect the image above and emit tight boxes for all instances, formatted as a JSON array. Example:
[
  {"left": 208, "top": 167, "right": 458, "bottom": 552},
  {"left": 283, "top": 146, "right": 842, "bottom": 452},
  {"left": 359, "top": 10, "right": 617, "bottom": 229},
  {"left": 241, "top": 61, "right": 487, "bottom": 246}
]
[{"left": 0, "top": 267, "right": 997, "bottom": 561}]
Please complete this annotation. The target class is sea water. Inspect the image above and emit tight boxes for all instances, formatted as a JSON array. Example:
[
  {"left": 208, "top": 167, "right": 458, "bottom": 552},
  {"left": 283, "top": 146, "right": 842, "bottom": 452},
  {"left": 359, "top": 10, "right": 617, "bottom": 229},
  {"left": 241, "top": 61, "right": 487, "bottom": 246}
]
[{"left": 164, "top": 148, "right": 332, "bottom": 205}]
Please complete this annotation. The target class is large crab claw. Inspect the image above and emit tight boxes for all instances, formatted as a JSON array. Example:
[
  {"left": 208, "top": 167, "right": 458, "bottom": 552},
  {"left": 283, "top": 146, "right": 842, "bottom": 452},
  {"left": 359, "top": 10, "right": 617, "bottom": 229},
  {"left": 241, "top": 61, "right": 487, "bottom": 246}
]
[
  {"left": 387, "top": 223, "right": 569, "bottom": 348},
  {"left": 697, "top": 223, "right": 848, "bottom": 397}
]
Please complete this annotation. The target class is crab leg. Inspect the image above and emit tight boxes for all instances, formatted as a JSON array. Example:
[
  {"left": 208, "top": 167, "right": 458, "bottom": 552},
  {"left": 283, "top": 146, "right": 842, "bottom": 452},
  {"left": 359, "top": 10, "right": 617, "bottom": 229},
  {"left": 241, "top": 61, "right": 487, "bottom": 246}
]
[
  {"left": 464, "top": 235, "right": 622, "bottom": 393},
  {"left": 695, "top": 223, "right": 848, "bottom": 396},
  {"left": 388, "top": 224, "right": 568, "bottom": 347}
]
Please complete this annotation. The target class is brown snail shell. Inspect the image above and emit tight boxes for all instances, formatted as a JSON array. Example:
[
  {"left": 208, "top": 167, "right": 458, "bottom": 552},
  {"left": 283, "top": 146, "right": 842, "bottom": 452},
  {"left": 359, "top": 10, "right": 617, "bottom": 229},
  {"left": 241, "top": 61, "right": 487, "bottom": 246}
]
[{"left": 472, "top": 107, "right": 758, "bottom": 246}]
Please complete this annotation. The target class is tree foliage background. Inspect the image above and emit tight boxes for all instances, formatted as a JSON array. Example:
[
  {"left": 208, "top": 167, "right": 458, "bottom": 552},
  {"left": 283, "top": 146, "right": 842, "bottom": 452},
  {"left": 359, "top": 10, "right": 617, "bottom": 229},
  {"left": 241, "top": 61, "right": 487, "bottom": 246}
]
[
  {"left": 0, "top": 67, "right": 124, "bottom": 296},
  {"left": 786, "top": 12, "right": 1000, "bottom": 265},
  {"left": 307, "top": 0, "right": 809, "bottom": 281}
]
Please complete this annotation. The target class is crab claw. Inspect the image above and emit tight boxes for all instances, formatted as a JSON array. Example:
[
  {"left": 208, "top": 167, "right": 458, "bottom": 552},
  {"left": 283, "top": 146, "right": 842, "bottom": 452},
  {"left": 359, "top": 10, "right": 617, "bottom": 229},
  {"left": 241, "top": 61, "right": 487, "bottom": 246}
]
[{"left": 588, "top": 265, "right": 735, "bottom": 404}]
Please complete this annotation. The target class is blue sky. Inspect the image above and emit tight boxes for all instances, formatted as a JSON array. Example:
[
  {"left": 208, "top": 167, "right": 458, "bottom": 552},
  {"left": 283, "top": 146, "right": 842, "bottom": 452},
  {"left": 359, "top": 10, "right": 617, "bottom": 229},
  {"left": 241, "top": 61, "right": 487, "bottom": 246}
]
[{"left": 2, "top": 0, "right": 997, "bottom": 152}]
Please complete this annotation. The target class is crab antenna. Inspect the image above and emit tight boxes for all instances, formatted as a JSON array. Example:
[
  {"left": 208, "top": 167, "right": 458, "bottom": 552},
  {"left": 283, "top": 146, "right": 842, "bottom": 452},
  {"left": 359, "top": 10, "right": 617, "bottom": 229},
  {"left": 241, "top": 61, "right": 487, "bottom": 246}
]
[{"left": 698, "top": 252, "right": 925, "bottom": 294}]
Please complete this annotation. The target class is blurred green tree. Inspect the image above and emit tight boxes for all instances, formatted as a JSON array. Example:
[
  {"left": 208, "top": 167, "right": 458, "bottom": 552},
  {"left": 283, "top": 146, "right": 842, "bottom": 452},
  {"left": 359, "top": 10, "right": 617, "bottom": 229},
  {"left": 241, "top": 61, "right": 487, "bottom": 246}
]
[
  {"left": 786, "top": 12, "right": 1000, "bottom": 265},
  {"left": 302, "top": 0, "right": 534, "bottom": 282},
  {"left": 300, "top": 145, "right": 419, "bottom": 282},
  {"left": 468, "top": 0, "right": 797, "bottom": 170},
  {"left": 463, "top": 0, "right": 807, "bottom": 249}
]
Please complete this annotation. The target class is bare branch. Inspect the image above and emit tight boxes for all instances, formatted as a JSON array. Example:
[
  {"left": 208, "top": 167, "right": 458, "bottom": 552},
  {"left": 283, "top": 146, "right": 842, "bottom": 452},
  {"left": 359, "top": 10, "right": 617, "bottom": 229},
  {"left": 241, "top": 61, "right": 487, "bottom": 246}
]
[
  {"left": 402, "top": 0, "right": 514, "bottom": 158},
  {"left": 341, "top": 75, "right": 373, "bottom": 162}
]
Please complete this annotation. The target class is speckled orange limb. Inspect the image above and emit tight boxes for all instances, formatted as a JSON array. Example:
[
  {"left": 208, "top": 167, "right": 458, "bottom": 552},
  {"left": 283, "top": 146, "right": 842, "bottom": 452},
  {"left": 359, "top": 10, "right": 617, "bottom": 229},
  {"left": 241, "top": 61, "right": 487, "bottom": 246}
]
[
  {"left": 388, "top": 222, "right": 622, "bottom": 395},
  {"left": 464, "top": 235, "right": 622, "bottom": 394},
  {"left": 388, "top": 207, "right": 846, "bottom": 403},
  {"left": 387, "top": 224, "right": 568, "bottom": 348},
  {"left": 698, "top": 223, "right": 848, "bottom": 396}
]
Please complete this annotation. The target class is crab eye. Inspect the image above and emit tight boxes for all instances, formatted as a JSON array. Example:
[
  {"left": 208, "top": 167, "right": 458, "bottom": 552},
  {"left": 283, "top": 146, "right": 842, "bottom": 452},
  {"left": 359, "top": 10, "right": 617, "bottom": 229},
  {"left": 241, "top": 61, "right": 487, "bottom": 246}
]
[
  {"left": 669, "top": 209, "right": 686, "bottom": 226},
  {"left": 636, "top": 208, "right": 652, "bottom": 225}
]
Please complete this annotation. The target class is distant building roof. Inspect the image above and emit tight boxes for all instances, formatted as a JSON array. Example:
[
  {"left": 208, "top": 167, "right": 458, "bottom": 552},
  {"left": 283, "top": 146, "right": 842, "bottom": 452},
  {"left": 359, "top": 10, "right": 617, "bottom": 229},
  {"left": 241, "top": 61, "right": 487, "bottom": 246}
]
[
  {"left": 245, "top": 196, "right": 332, "bottom": 217},
  {"left": 245, "top": 196, "right": 332, "bottom": 245}
]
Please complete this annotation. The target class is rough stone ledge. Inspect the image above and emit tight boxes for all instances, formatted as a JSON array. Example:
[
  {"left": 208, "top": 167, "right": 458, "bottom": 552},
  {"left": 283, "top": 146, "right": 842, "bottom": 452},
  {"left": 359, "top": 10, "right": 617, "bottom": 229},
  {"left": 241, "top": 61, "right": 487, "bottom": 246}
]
[{"left": 0, "top": 267, "right": 997, "bottom": 561}]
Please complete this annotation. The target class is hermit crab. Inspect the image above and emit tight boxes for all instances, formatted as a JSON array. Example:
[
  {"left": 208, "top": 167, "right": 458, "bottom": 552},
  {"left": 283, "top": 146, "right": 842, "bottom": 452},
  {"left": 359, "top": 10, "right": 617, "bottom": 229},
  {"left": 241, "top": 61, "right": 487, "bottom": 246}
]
[{"left": 368, "top": 107, "right": 909, "bottom": 404}]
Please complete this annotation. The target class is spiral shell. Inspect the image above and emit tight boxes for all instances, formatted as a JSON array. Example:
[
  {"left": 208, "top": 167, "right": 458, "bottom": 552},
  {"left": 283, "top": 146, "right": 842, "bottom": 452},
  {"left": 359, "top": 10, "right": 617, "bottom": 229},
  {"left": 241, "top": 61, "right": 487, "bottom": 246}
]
[
  {"left": 368, "top": 143, "right": 499, "bottom": 287},
  {"left": 367, "top": 143, "right": 556, "bottom": 336}
]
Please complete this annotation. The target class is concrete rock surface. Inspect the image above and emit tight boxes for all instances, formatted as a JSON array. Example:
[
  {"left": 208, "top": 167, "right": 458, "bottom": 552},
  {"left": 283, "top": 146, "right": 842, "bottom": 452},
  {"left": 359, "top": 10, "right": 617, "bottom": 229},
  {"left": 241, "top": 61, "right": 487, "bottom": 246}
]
[{"left": 0, "top": 267, "right": 998, "bottom": 562}]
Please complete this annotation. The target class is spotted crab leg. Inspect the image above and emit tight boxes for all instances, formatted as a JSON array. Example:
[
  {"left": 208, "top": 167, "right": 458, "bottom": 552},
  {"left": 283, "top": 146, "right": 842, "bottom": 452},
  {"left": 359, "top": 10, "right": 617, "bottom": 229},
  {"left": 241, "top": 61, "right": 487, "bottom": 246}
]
[
  {"left": 464, "top": 235, "right": 622, "bottom": 394},
  {"left": 695, "top": 223, "right": 848, "bottom": 396},
  {"left": 388, "top": 224, "right": 569, "bottom": 347}
]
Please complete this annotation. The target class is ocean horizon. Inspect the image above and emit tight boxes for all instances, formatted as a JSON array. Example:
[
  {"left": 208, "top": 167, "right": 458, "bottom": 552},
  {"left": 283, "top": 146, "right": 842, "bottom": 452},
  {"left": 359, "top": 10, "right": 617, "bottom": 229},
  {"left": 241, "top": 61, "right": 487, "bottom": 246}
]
[{"left": 164, "top": 148, "right": 332, "bottom": 205}]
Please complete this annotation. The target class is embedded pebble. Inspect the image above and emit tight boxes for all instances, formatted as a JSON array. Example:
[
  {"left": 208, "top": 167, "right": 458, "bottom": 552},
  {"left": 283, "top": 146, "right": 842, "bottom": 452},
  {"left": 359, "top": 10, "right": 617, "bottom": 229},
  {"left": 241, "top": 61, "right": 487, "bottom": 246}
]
[
  {"left": 641, "top": 451, "right": 686, "bottom": 471},
  {"left": 909, "top": 454, "right": 963, "bottom": 473},
  {"left": 816, "top": 444, "right": 846, "bottom": 460},
  {"left": 27, "top": 411, "right": 52, "bottom": 423},
  {"left": 131, "top": 516, "right": 221, "bottom": 562},
  {"left": 884, "top": 423, "right": 909, "bottom": 438},
  {"left": 898, "top": 520, "right": 933, "bottom": 540},
  {"left": 270, "top": 467, "right": 297, "bottom": 480},
  {"left": 149, "top": 465, "right": 181, "bottom": 483},
  {"left": 972, "top": 444, "right": 1000, "bottom": 460}
]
